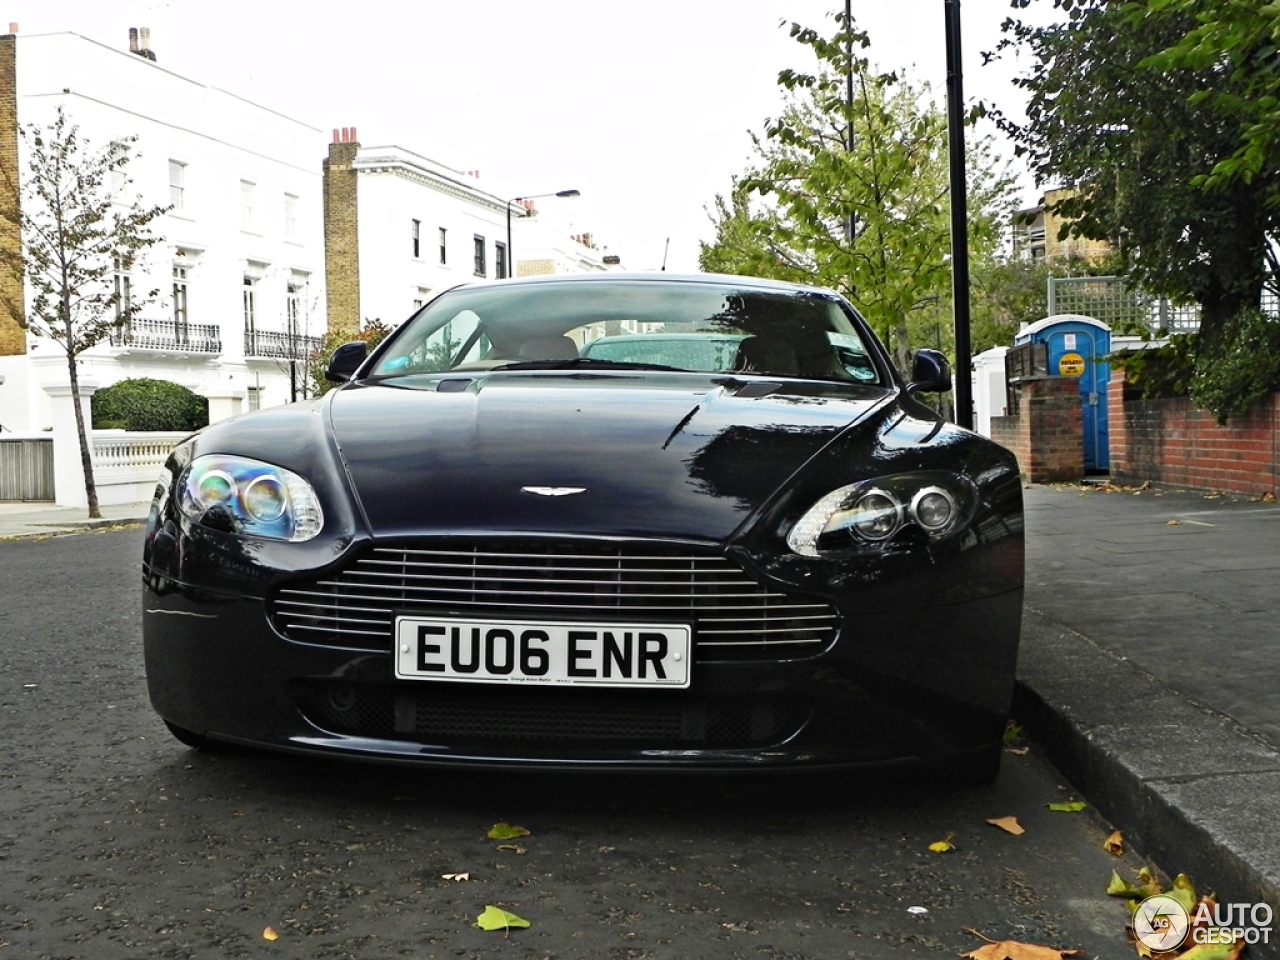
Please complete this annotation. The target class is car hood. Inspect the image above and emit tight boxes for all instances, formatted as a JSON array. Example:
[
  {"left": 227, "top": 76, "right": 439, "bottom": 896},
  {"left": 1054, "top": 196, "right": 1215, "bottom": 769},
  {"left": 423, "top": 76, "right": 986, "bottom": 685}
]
[{"left": 328, "top": 374, "right": 894, "bottom": 541}]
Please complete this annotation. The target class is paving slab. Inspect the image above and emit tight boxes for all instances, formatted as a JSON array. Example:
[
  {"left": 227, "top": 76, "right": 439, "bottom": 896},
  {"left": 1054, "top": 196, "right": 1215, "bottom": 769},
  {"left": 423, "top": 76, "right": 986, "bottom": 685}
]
[{"left": 1018, "top": 482, "right": 1280, "bottom": 925}]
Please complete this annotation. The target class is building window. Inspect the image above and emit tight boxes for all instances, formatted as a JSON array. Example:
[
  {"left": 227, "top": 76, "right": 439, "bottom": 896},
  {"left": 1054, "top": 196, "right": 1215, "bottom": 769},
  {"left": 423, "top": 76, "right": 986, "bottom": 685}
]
[
  {"left": 473, "top": 235, "right": 486, "bottom": 277},
  {"left": 243, "top": 277, "right": 258, "bottom": 343},
  {"left": 247, "top": 387, "right": 263, "bottom": 412},
  {"left": 284, "top": 193, "right": 298, "bottom": 240},
  {"left": 412, "top": 219, "right": 421, "bottom": 259},
  {"left": 173, "top": 264, "right": 190, "bottom": 339},
  {"left": 240, "top": 180, "right": 257, "bottom": 232},
  {"left": 438, "top": 227, "right": 448, "bottom": 265},
  {"left": 113, "top": 258, "right": 132, "bottom": 325},
  {"left": 495, "top": 241, "right": 508, "bottom": 280},
  {"left": 110, "top": 141, "right": 130, "bottom": 195},
  {"left": 287, "top": 282, "right": 303, "bottom": 344},
  {"left": 168, "top": 160, "right": 186, "bottom": 210}
]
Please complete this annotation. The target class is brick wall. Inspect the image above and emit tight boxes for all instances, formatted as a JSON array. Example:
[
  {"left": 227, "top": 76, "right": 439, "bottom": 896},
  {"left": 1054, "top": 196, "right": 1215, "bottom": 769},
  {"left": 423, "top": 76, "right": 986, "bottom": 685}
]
[
  {"left": 1109, "top": 369, "right": 1279, "bottom": 497},
  {"left": 322, "top": 137, "right": 360, "bottom": 337},
  {"left": 990, "top": 376, "right": 1084, "bottom": 482},
  {"left": 0, "top": 33, "right": 26, "bottom": 356}
]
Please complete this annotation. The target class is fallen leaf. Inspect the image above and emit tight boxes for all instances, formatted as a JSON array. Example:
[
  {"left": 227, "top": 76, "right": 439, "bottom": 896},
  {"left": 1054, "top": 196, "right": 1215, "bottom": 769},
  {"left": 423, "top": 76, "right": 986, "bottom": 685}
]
[
  {"left": 928, "top": 833, "right": 955, "bottom": 853},
  {"left": 961, "top": 927, "right": 1084, "bottom": 959},
  {"left": 1167, "top": 520, "right": 1183, "bottom": 526},
  {"left": 1006, "top": 746, "right": 1030, "bottom": 756},
  {"left": 442, "top": 872, "right": 470, "bottom": 882},
  {"left": 1047, "top": 800, "right": 1087, "bottom": 813},
  {"left": 988, "top": 816, "right": 1026, "bottom": 836},
  {"left": 1104, "top": 830, "right": 1125, "bottom": 855},
  {"left": 496, "top": 843, "right": 527, "bottom": 855},
  {"left": 475, "top": 905, "right": 530, "bottom": 936},
  {"left": 1002, "top": 720, "right": 1026, "bottom": 746},
  {"left": 487, "top": 822, "right": 531, "bottom": 840},
  {"left": 262, "top": 926, "right": 280, "bottom": 941},
  {"left": 1176, "top": 934, "right": 1246, "bottom": 959}
]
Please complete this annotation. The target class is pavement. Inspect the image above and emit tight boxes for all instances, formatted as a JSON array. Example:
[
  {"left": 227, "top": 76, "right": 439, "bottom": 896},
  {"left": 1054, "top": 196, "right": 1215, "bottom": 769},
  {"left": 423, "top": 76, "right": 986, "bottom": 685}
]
[{"left": 3, "top": 483, "right": 1279, "bottom": 919}]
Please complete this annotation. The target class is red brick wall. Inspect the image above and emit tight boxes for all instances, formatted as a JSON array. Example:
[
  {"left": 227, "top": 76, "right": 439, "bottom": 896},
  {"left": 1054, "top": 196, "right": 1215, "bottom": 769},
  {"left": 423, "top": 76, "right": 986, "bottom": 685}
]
[
  {"left": 990, "top": 376, "right": 1083, "bottom": 482},
  {"left": 1109, "top": 369, "right": 1279, "bottom": 497}
]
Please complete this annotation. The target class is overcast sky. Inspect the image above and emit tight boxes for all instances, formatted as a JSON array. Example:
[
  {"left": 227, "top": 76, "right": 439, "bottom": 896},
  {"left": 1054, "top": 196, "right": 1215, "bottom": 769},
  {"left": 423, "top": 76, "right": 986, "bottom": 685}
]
[{"left": 8, "top": 0, "right": 1053, "bottom": 272}]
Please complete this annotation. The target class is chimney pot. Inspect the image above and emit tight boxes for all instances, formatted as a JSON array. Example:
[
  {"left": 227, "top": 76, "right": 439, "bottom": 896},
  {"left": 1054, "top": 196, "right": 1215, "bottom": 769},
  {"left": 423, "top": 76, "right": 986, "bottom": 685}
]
[
  {"left": 129, "top": 27, "right": 139, "bottom": 52},
  {"left": 350, "top": 127, "right": 357, "bottom": 142},
  {"left": 139, "top": 26, "right": 150, "bottom": 50},
  {"left": 332, "top": 128, "right": 340, "bottom": 143},
  {"left": 8, "top": 22, "right": 17, "bottom": 34}
]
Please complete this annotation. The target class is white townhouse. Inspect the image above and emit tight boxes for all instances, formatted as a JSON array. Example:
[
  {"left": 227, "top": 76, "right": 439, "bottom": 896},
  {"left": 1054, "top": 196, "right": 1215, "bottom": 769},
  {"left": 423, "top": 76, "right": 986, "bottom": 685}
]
[
  {"left": 0, "top": 27, "right": 328, "bottom": 433},
  {"left": 322, "top": 133, "right": 618, "bottom": 335}
]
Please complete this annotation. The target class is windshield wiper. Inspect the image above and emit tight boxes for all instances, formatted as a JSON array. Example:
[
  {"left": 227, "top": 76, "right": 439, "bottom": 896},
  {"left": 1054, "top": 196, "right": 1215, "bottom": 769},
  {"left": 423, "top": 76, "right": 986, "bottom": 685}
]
[{"left": 492, "top": 357, "right": 682, "bottom": 372}]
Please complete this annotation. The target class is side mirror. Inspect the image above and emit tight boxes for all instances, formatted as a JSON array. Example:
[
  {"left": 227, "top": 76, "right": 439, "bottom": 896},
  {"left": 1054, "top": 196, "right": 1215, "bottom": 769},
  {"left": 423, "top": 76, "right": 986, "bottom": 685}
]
[
  {"left": 907, "top": 349, "right": 952, "bottom": 394},
  {"left": 325, "top": 341, "right": 368, "bottom": 384}
]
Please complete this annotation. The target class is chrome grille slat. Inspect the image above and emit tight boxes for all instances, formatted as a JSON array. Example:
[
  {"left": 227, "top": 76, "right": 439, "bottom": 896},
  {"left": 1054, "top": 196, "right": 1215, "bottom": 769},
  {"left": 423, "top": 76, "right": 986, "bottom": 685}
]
[{"left": 270, "top": 541, "right": 840, "bottom": 658}]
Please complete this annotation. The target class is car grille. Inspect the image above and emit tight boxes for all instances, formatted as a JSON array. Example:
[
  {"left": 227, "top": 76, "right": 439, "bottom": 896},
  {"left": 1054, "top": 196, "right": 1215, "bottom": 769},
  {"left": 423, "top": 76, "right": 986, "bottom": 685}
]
[
  {"left": 270, "top": 540, "right": 839, "bottom": 660},
  {"left": 292, "top": 679, "right": 807, "bottom": 747}
]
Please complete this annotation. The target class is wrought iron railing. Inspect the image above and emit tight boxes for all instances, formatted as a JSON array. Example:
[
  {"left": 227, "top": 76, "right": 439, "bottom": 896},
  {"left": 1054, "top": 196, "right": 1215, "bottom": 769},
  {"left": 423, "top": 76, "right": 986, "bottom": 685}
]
[
  {"left": 244, "top": 326, "right": 323, "bottom": 360},
  {"left": 109, "top": 317, "right": 221, "bottom": 354}
]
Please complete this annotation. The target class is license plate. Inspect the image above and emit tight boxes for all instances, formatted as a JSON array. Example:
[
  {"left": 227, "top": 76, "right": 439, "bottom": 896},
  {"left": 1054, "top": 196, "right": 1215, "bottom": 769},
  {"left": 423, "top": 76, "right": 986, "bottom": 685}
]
[{"left": 394, "top": 617, "right": 691, "bottom": 688}]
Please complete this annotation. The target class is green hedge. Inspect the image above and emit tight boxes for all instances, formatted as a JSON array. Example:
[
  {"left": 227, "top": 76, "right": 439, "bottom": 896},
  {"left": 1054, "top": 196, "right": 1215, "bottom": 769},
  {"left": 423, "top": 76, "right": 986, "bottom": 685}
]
[{"left": 91, "top": 378, "right": 209, "bottom": 432}]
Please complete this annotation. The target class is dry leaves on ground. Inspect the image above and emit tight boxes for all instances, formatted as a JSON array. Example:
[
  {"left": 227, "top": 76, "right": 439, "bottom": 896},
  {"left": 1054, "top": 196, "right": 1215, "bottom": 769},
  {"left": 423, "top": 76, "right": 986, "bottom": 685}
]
[{"left": 961, "top": 927, "right": 1083, "bottom": 959}]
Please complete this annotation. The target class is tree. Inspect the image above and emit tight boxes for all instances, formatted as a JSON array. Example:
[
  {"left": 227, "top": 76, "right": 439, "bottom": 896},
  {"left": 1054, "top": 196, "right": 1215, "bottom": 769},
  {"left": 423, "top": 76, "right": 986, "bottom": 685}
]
[
  {"left": 1130, "top": 0, "right": 1280, "bottom": 198},
  {"left": 0, "top": 107, "right": 168, "bottom": 517},
  {"left": 993, "top": 0, "right": 1280, "bottom": 347},
  {"left": 700, "top": 11, "right": 1018, "bottom": 372}
]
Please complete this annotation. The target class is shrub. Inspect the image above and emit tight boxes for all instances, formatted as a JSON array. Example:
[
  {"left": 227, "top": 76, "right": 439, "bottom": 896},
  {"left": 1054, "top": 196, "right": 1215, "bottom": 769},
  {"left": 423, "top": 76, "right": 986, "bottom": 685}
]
[
  {"left": 1190, "top": 309, "right": 1280, "bottom": 424},
  {"left": 91, "top": 378, "right": 209, "bottom": 432}
]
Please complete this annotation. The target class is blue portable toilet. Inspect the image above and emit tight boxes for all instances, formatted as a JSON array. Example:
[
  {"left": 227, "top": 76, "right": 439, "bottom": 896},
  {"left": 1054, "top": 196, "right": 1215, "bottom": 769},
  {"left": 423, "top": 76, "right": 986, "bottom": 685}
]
[{"left": 1015, "top": 315, "right": 1111, "bottom": 472}]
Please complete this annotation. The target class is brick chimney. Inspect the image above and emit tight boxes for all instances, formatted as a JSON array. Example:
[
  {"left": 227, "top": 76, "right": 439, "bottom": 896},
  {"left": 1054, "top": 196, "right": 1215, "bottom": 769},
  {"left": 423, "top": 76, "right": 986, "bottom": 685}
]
[
  {"left": 323, "top": 126, "right": 363, "bottom": 336},
  {"left": 0, "top": 28, "right": 25, "bottom": 355}
]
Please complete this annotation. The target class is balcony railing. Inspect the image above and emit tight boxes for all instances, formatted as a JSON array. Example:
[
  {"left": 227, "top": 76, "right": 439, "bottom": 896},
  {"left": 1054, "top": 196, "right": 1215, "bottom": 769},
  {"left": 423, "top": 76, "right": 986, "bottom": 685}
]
[
  {"left": 244, "top": 326, "right": 324, "bottom": 360},
  {"left": 109, "top": 317, "right": 222, "bottom": 354}
]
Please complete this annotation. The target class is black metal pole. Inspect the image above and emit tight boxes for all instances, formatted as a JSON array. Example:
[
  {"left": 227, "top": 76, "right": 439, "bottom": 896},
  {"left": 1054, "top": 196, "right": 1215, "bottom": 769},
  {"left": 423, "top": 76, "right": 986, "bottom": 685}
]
[
  {"left": 506, "top": 201, "right": 515, "bottom": 280},
  {"left": 945, "top": 0, "right": 974, "bottom": 429}
]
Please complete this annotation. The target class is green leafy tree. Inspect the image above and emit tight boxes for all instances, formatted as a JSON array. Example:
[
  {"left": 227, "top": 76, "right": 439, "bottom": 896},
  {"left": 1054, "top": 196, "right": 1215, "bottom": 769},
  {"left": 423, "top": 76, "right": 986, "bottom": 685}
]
[
  {"left": 994, "top": 0, "right": 1280, "bottom": 347},
  {"left": 1131, "top": 0, "right": 1280, "bottom": 197},
  {"left": 0, "top": 106, "right": 168, "bottom": 518},
  {"left": 700, "top": 11, "right": 1017, "bottom": 372}
]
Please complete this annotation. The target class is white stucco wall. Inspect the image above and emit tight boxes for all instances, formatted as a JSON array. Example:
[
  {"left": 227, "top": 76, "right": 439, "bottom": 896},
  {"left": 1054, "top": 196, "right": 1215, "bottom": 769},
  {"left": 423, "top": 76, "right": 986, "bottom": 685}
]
[{"left": 3, "top": 31, "right": 327, "bottom": 432}]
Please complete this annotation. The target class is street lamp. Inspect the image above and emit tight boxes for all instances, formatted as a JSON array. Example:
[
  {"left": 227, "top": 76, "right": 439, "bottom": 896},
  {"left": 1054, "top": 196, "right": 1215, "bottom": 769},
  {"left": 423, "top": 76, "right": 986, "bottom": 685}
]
[{"left": 505, "top": 189, "right": 580, "bottom": 279}]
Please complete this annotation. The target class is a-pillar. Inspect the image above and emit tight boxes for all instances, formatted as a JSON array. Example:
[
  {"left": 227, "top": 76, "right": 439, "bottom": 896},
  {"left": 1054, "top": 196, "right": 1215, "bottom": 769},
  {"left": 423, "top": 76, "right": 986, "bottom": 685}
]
[{"left": 43, "top": 378, "right": 98, "bottom": 508}]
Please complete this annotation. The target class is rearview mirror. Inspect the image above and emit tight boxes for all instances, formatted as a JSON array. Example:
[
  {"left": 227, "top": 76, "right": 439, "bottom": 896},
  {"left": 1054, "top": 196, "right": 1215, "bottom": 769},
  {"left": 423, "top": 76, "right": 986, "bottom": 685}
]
[{"left": 325, "top": 341, "right": 368, "bottom": 384}]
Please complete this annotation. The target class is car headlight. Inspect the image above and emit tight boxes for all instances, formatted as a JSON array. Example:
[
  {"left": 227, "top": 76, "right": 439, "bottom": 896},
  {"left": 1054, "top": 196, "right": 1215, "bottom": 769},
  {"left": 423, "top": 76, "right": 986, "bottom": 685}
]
[
  {"left": 787, "top": 472, "right": 974, "bottom": 557},
  {"left": 176, "top": 455, "right": 323, "bottom": 542}
]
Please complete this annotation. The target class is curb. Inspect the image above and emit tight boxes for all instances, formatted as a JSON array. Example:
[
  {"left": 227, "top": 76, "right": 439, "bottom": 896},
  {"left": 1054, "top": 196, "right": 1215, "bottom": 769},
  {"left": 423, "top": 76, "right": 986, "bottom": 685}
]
[
  {"left": 1015, "top": 608, "right": 1280, "bottom": 921},
  {"left": 0, "top": 516, "right": 147, "bottom": 541}
]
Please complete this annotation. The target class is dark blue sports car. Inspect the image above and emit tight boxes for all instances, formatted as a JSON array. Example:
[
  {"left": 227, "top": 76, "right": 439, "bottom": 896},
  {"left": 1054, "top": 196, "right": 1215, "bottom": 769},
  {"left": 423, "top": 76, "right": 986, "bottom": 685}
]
[{"left": 142, "top": 273, "right": 1023, "bottom": 781}]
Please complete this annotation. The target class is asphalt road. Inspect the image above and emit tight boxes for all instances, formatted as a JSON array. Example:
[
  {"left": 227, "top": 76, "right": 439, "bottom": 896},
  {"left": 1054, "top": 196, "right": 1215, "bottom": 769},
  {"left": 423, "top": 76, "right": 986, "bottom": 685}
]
[{"left": 2, "top": 528, "right": 1151, "bottom": 960}]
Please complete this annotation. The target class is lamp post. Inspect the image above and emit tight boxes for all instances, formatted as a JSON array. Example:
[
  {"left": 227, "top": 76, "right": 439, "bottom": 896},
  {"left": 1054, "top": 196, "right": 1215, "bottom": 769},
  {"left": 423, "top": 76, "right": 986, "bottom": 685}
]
[{"left": 505, "top": 189, "right": 580, "bottom": 279}]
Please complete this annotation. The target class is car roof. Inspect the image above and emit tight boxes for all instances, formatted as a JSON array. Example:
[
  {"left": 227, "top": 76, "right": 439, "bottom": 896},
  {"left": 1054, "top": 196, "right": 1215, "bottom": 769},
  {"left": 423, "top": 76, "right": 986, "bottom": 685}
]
[{"left": 445, "top": 272, "right": 844, "bottom": 298}]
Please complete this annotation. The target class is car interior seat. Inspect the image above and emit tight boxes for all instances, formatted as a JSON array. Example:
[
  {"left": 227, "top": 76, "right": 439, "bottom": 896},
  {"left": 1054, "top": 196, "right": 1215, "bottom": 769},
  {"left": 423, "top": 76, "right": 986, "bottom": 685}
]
[
  {"left": 733, "top": 336, "right": 799, "bottom": 376},
  {"left": 518, "top": 335, "right": 580, "bottom": 361}
]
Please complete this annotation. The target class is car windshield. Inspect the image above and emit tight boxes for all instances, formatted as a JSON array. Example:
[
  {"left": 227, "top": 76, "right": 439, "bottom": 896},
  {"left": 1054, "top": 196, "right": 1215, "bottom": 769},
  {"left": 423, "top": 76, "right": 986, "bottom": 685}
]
[{"left": 368, "top": 279, "right": 884, "bottom": 385}]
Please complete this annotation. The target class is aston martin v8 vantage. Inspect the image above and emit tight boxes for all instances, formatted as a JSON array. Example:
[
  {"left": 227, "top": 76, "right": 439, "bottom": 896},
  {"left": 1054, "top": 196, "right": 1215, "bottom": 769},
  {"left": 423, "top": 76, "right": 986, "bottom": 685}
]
[{"left": 142, "top": 273, "right": 1023, "bottom": 780}]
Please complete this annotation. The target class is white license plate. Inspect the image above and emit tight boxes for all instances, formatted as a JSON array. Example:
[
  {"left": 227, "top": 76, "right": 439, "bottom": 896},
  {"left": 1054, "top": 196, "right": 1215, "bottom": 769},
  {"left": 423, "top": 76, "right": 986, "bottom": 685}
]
[{"left": 394, "top": 617, "right": 691, "bottom": 688}]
